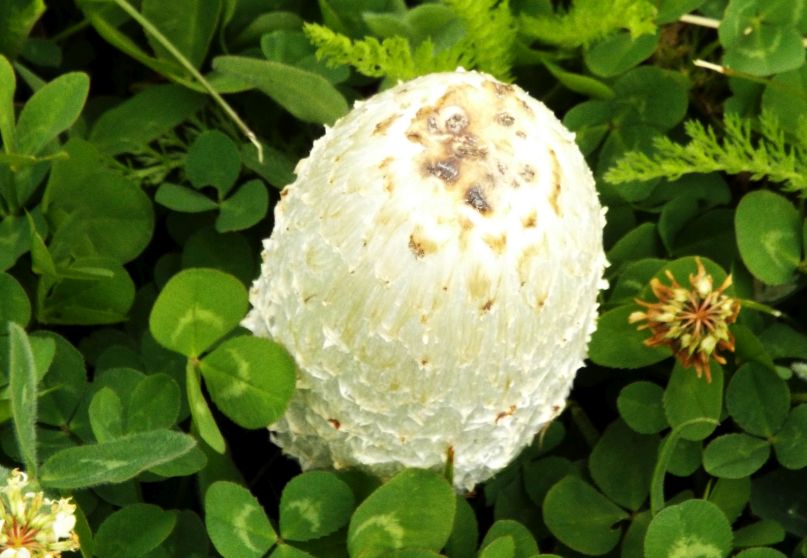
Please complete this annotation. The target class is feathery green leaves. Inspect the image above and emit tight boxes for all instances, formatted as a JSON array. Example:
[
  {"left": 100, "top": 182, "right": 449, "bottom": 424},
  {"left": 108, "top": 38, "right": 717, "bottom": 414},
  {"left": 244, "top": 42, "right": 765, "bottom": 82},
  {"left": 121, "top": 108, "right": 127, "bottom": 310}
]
[
  {"left": 303, "top": 24, "right": 467, "bottom": 82},
  {"left": 304, "top": 0, "right": 517, "bottom": 82},
  {"left": 605, "top": 111, "right": 807, "bottom": 195},
  {"left": 519, "top": 0, "right": 657, "bottom": 49},
  {"left": 443, "top": 0, "right": 516, "bottom": 80}
]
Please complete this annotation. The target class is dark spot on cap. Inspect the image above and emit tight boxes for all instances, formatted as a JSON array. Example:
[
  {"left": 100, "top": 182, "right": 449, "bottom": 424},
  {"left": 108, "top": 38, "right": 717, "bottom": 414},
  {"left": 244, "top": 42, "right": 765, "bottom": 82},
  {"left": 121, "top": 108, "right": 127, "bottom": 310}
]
[
  {"left": 465, "top": 185, "right": 491, "bottom": 214},
  {"left": 495, "top": 404, "right": 517, "bottom": 423},
  {"left": 373, "top": 114, "right": 398, "bottom": 135},
  {"left": 409, "top": 235, "right": 425, "bottom": 258},
  {"left": 452, "top": 134, "right": 486, "bottom": 159},
  {"left": 495, "top": 112, "right": 515, "bottom": 126},
  {"left": 426, "top": 159, "right": 460, "bottom": 183},
  {"left": 490, "top": 82, "right": 514, "bottom": 96},
  {"left": 406, "top": 131, "right": 426, "bottom": 145},
  {"left": 481, "top": 300, "right": 494, "bottom": 312},
  {"left": 408, "top": 231, "right": 437, "bottom": 258},
  {"left": 522, "top": 212, "right": 537, "bottom": 228},
  {"left": 328, "top": 418, "right": 341, "bottom": 429},
  {"left": 516, "top": 130, "right": 527, "bottom": 139},
  {"left": 519, "top": 165, "right": 536, "bottom": 181},
  {"left": 445, "top": 112, "right": 469, "bottom": 134}
]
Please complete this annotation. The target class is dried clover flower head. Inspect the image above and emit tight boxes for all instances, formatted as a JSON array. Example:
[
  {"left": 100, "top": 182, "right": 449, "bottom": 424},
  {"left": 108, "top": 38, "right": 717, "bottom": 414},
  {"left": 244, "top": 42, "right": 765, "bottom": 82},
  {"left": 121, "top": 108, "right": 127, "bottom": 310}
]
[
  {"left": 629, "top": 258, "right": 741, "bottom": 382},
  {"left": 244, "top": 70, "right": 608, "bottom": 491},
  {"left": 0, "top": 469, "right": 79, "bottom": 558}
]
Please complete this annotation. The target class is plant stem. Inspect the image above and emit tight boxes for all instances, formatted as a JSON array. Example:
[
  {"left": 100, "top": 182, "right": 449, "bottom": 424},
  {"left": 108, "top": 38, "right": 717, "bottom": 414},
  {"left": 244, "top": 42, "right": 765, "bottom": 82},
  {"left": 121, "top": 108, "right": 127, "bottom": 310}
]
[
  {"left": 50, "top": 19, "right": 91, "bottom": 43},
  {"left": 692, "top": 59, "right": 775, "bottom": 86},
  {"left": 567, "top": 401, "right": 599, "bottom": 448},
  {"left": 739, "top": 298, "right": 782, "bottom": 318},
  {"left": 651, "top": 418, "right": 718, "bottom": 516},
  {"left": 738, "top": 298, "right": 806, "bottom": 331},
  {"left": 680, "top": 13, "right": 807, "bottom": 47},
  {"left": 679, "top": 13, "right": 719, "bottom": 29},
  {"left": 110, "top": 0, "right": 264, "bottom": 162}
]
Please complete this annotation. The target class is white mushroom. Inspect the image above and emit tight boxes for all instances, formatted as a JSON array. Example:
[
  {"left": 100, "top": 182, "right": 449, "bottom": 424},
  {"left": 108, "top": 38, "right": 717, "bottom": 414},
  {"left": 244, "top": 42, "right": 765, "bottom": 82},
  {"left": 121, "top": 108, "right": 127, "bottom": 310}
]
[{"left": 244, "top": 69, "right": 608, "bottom": 491}]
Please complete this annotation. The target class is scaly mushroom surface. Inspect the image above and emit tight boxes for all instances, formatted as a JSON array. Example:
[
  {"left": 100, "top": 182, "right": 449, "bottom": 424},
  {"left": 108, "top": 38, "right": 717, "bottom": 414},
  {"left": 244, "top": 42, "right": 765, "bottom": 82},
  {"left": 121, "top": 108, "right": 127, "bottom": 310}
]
[{"left": 244, "top": 69, "right": 608, "bottom": 491}]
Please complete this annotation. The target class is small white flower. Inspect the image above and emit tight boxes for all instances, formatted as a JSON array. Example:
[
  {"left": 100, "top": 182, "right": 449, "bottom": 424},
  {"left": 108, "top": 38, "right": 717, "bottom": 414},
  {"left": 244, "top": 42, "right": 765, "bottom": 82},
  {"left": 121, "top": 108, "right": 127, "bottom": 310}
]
[
  {"left": 50, "top": 503, "right": 76, "bottom": 540},
  {"left": 0, "top": 470, "right": 79, "bottom": 557}
]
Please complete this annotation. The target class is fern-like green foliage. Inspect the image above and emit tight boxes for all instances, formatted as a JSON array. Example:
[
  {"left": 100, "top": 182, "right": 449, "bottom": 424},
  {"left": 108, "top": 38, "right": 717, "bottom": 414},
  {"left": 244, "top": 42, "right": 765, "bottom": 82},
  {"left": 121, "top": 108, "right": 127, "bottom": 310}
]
[
  {"left": 605, "top": 111, "right": 807, "bottom": 195},
  {"left": 519, "top": 0, "right": 657, "bottom": 49},
  {"left": 304, "top": 0, "right": 517, "bottom": 83},
  {"left": 303, "top": 23, "right": 470, "bottom": 82},
  {"left": 443, "top": 0, "right": 516, "bottom": 80}
]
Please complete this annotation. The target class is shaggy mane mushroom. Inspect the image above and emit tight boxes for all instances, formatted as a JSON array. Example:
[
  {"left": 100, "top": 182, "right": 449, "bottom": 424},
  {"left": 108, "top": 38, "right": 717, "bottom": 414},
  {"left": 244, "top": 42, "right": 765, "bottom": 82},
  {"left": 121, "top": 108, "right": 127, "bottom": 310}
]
[{"left": 244, "top": 69, "right": 608, "bottom": 491}]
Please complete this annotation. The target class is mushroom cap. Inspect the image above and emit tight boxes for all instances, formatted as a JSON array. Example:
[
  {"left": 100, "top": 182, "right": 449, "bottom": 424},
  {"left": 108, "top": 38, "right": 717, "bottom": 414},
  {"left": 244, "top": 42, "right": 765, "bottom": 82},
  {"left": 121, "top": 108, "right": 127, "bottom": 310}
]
[{"left": 244, "top": 69, "right": 608, "bottom": 491}]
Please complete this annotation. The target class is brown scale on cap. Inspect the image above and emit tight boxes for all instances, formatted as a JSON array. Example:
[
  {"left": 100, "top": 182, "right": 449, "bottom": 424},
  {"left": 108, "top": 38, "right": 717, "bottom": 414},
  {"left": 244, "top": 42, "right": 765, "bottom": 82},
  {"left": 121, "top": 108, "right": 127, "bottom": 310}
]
[
  {"left": 426, "top": 159, "right": 460, "bottom": 183},
  {"left": 395, "top": 80, "right": 557, "bottom": 263},
  {"left": 408, "top": 235, "right": 426, "bottom": 258},
  {"left": 485, "top": 81, "right": 515, "bottom": 97},
  {"left": 465, "top": 185, "right": 491, "bottom": 213},
  {"left": 379, "top": 157, "right": 396, "bottom": 193},
  {"left": 483, "top": 233, "right": 507, "bottom": 254},
  {"left": 408, "top": 227, "right": 438, "bottom": 258},
  {"left": 495, "top": 112, "right": 515, "bottom": 126},
  {"left": 451, "top": 134, "right": 487, "bottom": 159},
  {"left": 495, "top": 404, "right": 517, "bottom": 423},
  {"left": 373, "top": 113, "right": 399, "bottom": 135},
  {"left": 519, "top": 164, "right": 536, "bottom": 182},
  {"left": 405, "top": 82, "right": 538, "bottom": 221},
  {"left": 548, "top": 148, "right": 562, "bottom": 216},
  {"left": 406, "top": 131, "right": 426, "bottom": 145}
]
